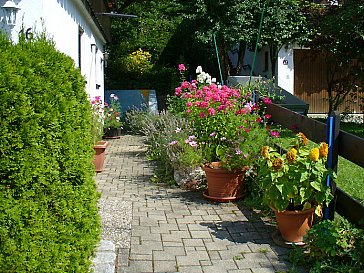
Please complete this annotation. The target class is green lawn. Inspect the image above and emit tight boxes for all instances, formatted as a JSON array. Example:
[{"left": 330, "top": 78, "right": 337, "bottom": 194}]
[{"left": 337, "top": 157, "right": 364, "bottom": 204}]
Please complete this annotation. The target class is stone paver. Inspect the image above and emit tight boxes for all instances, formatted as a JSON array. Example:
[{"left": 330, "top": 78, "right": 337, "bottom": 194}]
[{"left": 92, "top": 135, "right": 305, "bottom": 273}]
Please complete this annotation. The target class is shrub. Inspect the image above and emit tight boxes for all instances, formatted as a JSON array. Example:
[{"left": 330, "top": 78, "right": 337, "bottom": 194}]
[
  {"left": 0, "top": 33, "right": 100, "bottom": 272},
  {"left": 125, "top": 108, "right": 205, "bottom": 186},
  {"left": 290, "top": 219, "right": 364, "bottom": 272}
]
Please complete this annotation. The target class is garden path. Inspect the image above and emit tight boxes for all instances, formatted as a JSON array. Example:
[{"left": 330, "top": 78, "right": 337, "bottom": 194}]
[{"left": 93, "top": 135, "right": 303, "bottom": 273}]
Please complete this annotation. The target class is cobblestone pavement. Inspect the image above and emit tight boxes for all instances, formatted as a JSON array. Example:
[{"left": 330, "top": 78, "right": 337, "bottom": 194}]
[{"left": 94, "top": 135, "right": 298, "bottom": 273}]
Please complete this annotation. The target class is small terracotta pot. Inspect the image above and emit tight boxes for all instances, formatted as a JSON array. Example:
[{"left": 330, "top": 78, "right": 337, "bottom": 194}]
[
  {"left": 202, "top": 162, "right": 246, "bottom": 202},
  {"left": 93, "top": 141, "right": 109, "bottom": 172},
  {"left": 271, "top": 206, "right": 315, "bottom": 243}
]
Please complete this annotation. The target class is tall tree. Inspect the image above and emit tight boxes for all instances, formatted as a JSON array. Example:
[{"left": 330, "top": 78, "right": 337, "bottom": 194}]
[
  {"left": 187, "top": 0, "right": 257, "bottom": 80},
  {"left": 258, "top": 0, "right": 307, "bottom": 78}
]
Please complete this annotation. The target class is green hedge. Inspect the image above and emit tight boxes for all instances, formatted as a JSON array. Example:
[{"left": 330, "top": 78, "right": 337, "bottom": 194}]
[{"left": 0, "top": 33, "right": 100, "bottom": 272}]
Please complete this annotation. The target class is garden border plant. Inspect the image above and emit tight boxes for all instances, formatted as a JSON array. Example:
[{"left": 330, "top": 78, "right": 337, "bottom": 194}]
[{"left": 0, "top": 33, "right": 100, "bottom": 272}]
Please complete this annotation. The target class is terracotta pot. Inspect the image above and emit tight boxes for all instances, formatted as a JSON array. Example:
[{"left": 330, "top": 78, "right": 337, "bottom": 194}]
[
  {"left": 271, "top": 206, "right": 315, "bottom": 243},
  {"left": 93, "top": 141, "right": 109, "bottom": 173},
  {"left": 202, "top": 162, "right": 246, "bottom": 202},
  {"left": 103, "top": 127, "right": 122, "bottom": 139}
]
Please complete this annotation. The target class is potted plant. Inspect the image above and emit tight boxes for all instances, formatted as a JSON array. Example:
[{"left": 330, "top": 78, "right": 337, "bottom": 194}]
[
  {"left": 172, "top": 66, "right": 274, "bottom": 201},
  {"left": 103, "top": 93, "right": 123, "bottom": 139},
  {"left": 90, "top": 95, "right": 108, "bottom": 172},
  {"left": 258, "top": 132, "right": 335, "bottom": 242}
]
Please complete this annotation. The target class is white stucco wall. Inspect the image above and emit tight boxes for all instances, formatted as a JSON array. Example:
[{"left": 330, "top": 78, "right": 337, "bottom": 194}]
[
  {"left": 0, "top": 0, "right": 106, "bottom": 100},
  {"left": 230, "top": 44, "right": 294, "bottom": 93},
  {"left": 277, "top": 45, "right": 294, "bottom": 94}
]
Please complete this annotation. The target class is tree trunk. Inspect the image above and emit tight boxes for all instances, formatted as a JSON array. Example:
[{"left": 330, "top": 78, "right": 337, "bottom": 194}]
[
  {"left": 234, "top": 41, "right": 247, "bottom": 75},
  {"left": 215, "top": 35, "right": 230, "bottom": 84},
  {"left": 269, "top": 43, "right": 278, "bottom": 78}
]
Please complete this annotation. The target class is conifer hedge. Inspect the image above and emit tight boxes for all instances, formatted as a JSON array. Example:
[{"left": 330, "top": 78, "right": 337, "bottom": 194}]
[{"left": 0, "top": 33, "right": 100, "bottom": 272}]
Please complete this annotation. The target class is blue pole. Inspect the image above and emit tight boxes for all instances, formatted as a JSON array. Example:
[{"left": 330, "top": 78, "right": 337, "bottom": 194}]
[{"left": 324, "top": 115, "right": 335, "bottom": 220}]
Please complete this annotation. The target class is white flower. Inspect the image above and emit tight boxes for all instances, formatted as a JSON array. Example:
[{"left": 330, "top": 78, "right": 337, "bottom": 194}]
[
  {"left": 206, "top": 75, "right": 212, "bottom": 85},
  {"left": 212, "top": 78, "right": 217, "bottom": 83},
  {"left": 175, "top": 127, "right": 181, "bottom": 133},
  {"left": 196, "top": 66, "right": 203, "bottom": 74},
  {"left": 197, "top": 74, "right": 204, "bottom": 83}
]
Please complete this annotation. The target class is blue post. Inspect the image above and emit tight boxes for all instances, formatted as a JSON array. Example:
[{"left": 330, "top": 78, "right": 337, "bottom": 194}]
[
  {"left": 324, "top": 115, "right": 335, "bottom": 220},
  {"left": 324, "top": 111, "right": 340, "bottom": 220}
]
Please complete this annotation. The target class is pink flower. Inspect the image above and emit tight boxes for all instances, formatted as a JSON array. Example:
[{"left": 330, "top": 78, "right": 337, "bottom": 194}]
[
  {"left": 210, "top": 132, "right": 216, "bottom": 137},
  {"left": 175, "top": 87, "right": 182, "bottom": 96},
  {"left": 181, "top": 81, "right": 189, "bottom": 89},
  {"left": 186, "top": 109, "right": 191, "bottom": 114},
  {"left": 186, "top": 101, "right": 193, "bottom": 107},
  {"left": 189, "top": 141, "right": 198, "bottom": 147},
  {"left": 199, "top": 112, "right": 206, "bottom": 118},
  {"left": 110, "top": 94, "right": 119, "bottom": 101},
  {"left": 263, "top": 97, "right": 272, "bottom": 104},
  {"left": 270, "top": 131, "right": 280, "bottom": 138},
  {"left": 264, "top": 114, "right": 271, "bottom": 119},
  {"left": 169, "top": 140, "right": 178, "bottom": 145},
  {"left": 208, "top": 108, "right": 216, "bottom": 116},
  {"left": 256, "top": 117, "right": 263, "bottom": 123},
  {"left": 235, "top": 149, "right": 242, "bottom": 155},
  {"left": 178, "top": 64, "right": 186, "bottom": 71}
]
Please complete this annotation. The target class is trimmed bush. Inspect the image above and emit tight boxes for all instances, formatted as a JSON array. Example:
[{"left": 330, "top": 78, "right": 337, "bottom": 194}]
[{"left": 0, "top": 33, "right": 100, "bottom": 272}]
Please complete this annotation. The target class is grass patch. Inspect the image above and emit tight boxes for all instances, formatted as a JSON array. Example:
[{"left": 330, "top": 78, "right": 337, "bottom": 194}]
[
  {"left": 314, "top": 118, "right": 364, "bottom": 138},
  {"left": 337, "top": 157, "right": 364, "bottom": 204}
]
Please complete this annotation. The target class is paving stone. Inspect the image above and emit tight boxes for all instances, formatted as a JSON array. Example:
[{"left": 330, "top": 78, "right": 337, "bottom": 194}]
[
  {"left": 153, "top": 260, "right": 178, "bottom": 272},
  {"left": 183, "top": 238, "right": 205, "bottom": 247},
  {"left": 177, "top": 265, "right": 204, "bottom": 273},
  {"left": 210, "top": 259, "right": 238, "bottom": 270},
  {"left": 190, "top": 230, "right": 212, "bottom": 239}
]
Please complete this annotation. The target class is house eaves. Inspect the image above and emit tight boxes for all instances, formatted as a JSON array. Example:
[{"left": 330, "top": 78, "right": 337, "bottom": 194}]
[{"left": 73, "top": 0, "right": 111, "bottom": 43}]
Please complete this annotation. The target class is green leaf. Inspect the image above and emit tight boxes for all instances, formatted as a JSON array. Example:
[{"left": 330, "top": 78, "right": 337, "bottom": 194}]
[{"left": 310, "top": 181, "right": 322, "bottom": 191}]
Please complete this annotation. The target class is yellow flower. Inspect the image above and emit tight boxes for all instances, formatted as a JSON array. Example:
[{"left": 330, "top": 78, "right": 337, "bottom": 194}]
[
  {"left": 286, "top": 148, "right": 297, "bottom": 163},
  {"left": 262, "top": 146, "right": 269, "bottom": 159},
  {"left": 310, "top": 148, "right": 320, "bottom": 161},
  {"left": 272, "top": 158, "right": 283, "bottom": 171},
  {"left": 297, "top": 132, "right": 308, "bottom": 146},
  {"left": 319, "top": 142, "right": 329, "bottom": 158}
]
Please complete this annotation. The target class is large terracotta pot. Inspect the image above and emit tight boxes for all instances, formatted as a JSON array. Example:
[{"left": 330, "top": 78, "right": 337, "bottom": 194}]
[
  {"left": 202, "top": 162, "right": 246, "bottom": 202},
  {"left": 93, "top": 141, "right": 109, "bottom": 173},
  {"left": 272, "top": 206, "right": 315, "bottom": 243}
]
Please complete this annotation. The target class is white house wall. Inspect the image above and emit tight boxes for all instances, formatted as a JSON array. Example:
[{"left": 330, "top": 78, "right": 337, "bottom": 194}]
[
  {"left": 1, "top": 0, "right": 105, "bottom": 100},
  {"left": 277, "top": 45, "right": 294, "bottom": 94},
  {"left": 231, "top": 44, "right": 294, "bottom": 94}
]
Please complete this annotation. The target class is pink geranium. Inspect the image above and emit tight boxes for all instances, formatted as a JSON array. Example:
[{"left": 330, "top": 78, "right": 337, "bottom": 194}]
[{"left": 178, "top": 63, "right": 186, "bottom": 71}]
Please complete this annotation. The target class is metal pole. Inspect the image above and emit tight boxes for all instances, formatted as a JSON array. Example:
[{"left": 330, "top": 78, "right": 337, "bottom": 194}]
[{"left": 213, "top": 33, "right": 224, "bottom": 85}]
